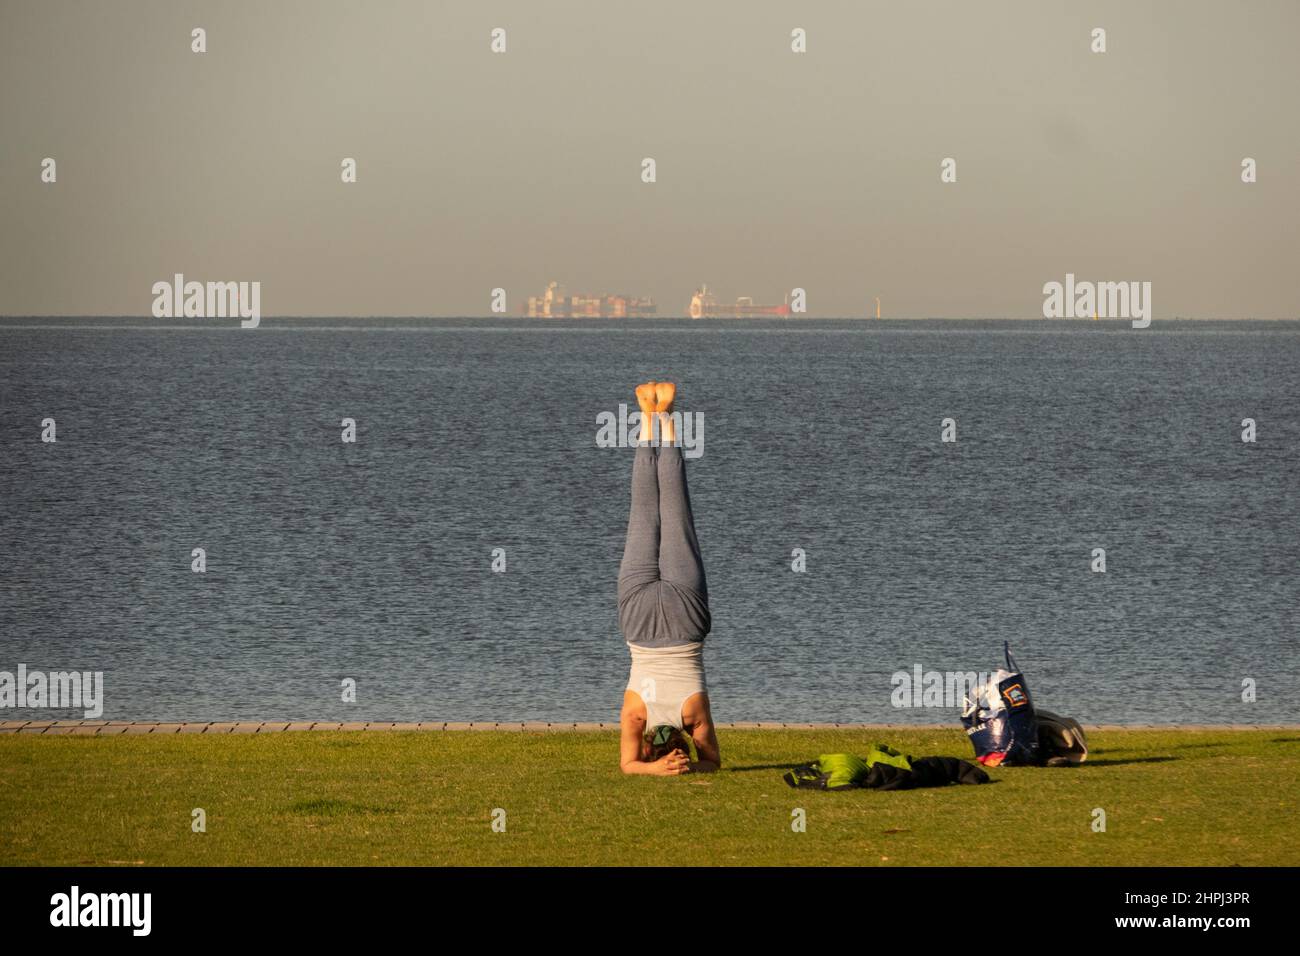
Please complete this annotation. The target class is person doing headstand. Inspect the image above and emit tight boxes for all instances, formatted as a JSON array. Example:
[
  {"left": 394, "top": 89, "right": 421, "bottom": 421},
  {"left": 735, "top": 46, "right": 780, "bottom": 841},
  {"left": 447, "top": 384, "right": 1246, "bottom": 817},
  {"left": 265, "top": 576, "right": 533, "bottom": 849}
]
[{"left": 618, "top": 381, "right": 721, "bottom": 776}]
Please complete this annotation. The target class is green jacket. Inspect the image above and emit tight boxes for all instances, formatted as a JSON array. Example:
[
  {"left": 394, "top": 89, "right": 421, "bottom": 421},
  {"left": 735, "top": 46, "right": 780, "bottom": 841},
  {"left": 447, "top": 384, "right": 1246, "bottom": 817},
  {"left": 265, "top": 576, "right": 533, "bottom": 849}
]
[
  {"left": 784, "top": 744, "right": 914, "bottom": 790},
  {"left": 783, "top": 744, "right": 989, "bottom": 791}
]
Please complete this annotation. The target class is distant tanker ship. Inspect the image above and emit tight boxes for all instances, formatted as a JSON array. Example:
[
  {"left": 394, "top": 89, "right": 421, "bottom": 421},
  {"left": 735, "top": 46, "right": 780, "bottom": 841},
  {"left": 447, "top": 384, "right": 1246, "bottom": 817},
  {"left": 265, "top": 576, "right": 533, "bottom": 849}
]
[{"left": 688, "top": 284, "right": 791, "bottom": 319}]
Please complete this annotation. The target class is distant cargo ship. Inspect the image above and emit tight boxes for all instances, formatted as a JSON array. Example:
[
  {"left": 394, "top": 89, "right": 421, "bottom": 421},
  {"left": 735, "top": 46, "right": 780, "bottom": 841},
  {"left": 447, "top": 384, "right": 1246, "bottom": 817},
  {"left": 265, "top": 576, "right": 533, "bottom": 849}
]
[
  {"left": 688, "top": 284, "right": 791, "bottom": 319},
  {"left": 525, "top": 281, "right": 656, "bottom": 318}
]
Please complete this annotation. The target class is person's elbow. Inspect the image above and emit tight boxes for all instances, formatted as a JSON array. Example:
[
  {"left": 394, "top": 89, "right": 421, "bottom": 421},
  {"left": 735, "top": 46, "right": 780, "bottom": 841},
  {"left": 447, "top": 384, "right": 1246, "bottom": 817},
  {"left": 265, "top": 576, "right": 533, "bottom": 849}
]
[{"left": 690, "top": 748, "right": 721, "bottom": 772}]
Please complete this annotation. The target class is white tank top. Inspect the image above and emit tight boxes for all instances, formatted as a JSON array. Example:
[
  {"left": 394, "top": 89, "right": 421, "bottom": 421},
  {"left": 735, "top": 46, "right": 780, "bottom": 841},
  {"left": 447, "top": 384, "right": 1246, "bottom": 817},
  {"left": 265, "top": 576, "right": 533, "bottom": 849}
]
[{"left": 625, "top": 642, "right": 708, "bottom": 730}]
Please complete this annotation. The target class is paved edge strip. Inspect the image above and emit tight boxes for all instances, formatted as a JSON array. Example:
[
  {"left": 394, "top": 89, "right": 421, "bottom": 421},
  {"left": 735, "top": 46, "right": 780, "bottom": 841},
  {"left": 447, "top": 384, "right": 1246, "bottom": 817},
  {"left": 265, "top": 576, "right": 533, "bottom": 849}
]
[{"left": 1, "top": 720, "right": 1297, "bottom": 735}]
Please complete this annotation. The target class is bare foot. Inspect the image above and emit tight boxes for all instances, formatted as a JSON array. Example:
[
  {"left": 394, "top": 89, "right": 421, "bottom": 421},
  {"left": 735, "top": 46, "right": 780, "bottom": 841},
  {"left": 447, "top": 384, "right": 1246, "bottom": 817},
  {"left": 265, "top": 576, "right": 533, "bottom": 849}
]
[
  {"left": 653, "top": 382, "right": 676, "bottom": 414},
  {"left": 635, "top": 382, "right": 658, "bottom": 417}
]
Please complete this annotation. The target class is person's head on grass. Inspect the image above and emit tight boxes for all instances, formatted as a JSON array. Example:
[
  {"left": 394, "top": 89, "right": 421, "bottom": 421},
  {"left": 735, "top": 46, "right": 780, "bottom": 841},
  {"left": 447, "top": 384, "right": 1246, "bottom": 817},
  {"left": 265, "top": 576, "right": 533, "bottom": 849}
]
[{"left": 642, "top": 724, "right": 692, "bottom": 762}]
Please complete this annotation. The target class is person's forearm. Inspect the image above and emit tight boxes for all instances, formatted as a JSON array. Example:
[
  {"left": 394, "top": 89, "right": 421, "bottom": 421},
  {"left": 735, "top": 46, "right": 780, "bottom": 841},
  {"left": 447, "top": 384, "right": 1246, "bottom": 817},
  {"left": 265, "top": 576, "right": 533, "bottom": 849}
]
[
  {"left": 621, "top": 760, "right": 655, "bottom": 775},
  {"left": 692, "top": 730, "right": 721, "bottom": 772}
]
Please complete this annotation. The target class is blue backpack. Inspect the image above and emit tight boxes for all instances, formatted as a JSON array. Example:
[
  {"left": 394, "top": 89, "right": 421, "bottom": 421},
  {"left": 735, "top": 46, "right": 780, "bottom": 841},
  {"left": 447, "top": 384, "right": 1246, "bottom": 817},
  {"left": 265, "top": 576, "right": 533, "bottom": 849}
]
[{"left": 960, "top": 642, "right": 1040, "bottom": 766}]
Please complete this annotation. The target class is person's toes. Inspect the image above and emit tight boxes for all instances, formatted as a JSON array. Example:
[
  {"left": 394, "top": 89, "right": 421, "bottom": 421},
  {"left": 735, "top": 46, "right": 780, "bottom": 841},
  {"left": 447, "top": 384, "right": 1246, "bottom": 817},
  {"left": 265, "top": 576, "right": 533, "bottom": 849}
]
[
  {"left": 654, "top": 381, "right": 676, "bottom": 412},
  {"left": 635, "top": 382, "right": 658, "bottom": 413}
]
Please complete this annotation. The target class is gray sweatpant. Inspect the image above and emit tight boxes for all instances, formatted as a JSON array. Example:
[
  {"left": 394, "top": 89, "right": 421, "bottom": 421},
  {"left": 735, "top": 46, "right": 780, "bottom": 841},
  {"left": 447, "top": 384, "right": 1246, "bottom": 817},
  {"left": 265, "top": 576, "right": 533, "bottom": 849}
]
[{"left": 618, "top": 444, "right": 711, "bottom": 648}]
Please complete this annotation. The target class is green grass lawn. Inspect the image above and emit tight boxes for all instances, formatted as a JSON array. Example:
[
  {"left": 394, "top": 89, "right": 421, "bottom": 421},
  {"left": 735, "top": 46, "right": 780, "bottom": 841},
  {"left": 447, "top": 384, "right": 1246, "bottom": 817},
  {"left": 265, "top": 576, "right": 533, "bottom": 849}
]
[{"left": 2, "top": 728, "right": 1296, "bottom": 866}]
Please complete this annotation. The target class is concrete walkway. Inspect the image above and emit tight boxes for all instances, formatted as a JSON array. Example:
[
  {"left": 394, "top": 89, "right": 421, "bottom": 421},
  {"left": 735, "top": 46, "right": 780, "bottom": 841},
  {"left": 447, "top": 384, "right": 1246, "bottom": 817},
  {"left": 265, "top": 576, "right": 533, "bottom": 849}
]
[
  {"left": 0, "top": 719, "right": 907, "bottom": 735},
  {"left": 2, "top": 720, "right": 1295, "bottom": 735}
]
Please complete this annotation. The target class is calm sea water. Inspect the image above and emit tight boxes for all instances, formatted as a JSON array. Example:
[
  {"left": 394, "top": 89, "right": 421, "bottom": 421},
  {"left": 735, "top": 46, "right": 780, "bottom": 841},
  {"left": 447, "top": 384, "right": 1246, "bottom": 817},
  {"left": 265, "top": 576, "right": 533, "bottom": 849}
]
[{"left": 1, "top": 318, "right": 1297, "bottom": 725}]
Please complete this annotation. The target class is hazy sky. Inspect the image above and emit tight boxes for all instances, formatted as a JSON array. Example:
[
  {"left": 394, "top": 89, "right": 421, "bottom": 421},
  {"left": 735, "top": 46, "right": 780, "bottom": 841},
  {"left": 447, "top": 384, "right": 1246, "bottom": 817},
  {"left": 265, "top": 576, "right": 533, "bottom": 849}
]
[{"left": 2, "top": 0, "right": 1297, "bottom": 318}]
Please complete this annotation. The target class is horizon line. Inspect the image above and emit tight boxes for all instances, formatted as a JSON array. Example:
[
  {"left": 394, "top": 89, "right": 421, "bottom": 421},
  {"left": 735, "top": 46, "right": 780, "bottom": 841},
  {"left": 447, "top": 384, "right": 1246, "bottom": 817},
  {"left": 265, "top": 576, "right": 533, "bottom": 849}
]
[{"left": 4, "top": 314, "right": 1299, "bottom": 322}]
